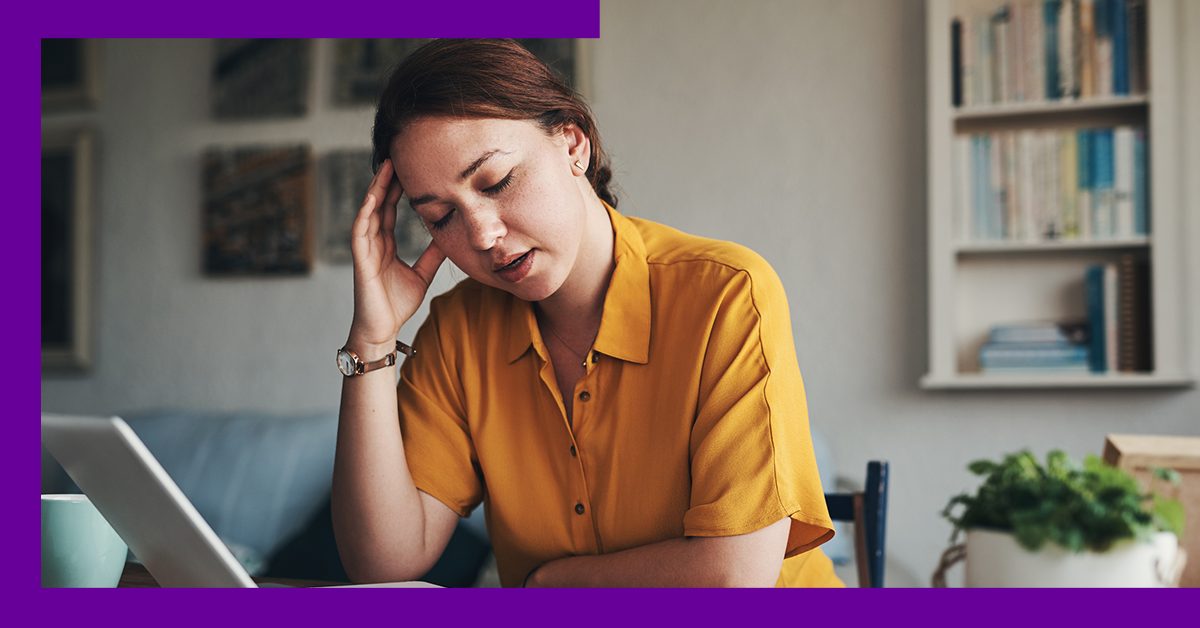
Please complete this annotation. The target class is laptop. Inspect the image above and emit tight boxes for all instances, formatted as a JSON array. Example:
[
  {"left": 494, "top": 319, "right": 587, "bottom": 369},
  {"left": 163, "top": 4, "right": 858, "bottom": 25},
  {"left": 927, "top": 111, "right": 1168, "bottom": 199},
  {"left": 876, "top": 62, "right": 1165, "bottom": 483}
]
[{"left": 41, "top": 413, "right": 437, "bottom": 588}]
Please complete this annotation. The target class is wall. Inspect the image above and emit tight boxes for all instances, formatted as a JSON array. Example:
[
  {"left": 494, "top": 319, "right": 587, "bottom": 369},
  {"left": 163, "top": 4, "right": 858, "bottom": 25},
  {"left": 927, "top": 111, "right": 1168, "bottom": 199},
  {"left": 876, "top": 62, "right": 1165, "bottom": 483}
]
[{"left": 42, "top": 1, "right": 1200, "bottom": 586}]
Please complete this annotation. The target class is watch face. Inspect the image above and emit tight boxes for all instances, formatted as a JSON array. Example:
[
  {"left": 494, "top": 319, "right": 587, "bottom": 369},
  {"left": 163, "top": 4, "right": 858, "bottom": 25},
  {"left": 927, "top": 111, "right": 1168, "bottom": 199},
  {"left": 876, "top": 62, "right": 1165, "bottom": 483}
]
[{"left": 336, "top": 349, "right": 357, "bottom": 376}]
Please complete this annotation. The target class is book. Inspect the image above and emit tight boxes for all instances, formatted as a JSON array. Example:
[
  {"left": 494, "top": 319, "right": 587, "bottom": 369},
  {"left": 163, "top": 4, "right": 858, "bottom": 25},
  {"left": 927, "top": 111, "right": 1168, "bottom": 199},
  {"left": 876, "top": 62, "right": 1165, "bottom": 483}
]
[
  {"left": 952, "top": 19, "right": 963, "bottom": 107},
  {"left": 1113, "top": 126, "right": 1135, "bottom": 237},
  {"left": 1111, "top": 0, "right": 1130, "bottom": 94},
  {"left": 1104, "top": 262, "right": 1118, "bottom": 372},
  {"left": 1045, "top": 0, "right": 1062, "bottom": 99},
  {"left": 1133, "top": 128, "right": 1148, "bottom": 235},
  {"left": 988, "top": 321, "right": 1089, "bottom": 344},
  {"left": 1091, "top": 128, "right": 1115, "bottom": 237},
  {"left": 1079, "top": 0, "right": 1096, "bottom": 98},
  {"left": 1077, "top": 128, "right": 1093, "bottom": 238},
  {"left": 1127, "top": 0, "right": 1147, "bottom": 93},
  {"left": 1085, "top": 264, "right": 1108, "bottom": 372}
]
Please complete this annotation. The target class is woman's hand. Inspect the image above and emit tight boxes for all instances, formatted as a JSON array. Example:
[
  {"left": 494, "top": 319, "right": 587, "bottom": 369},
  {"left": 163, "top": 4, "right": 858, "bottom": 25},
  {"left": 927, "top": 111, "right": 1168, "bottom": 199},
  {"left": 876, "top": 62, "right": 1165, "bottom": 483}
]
[{"left": 347, "top": 159, "right": 447, "bottom": 357}]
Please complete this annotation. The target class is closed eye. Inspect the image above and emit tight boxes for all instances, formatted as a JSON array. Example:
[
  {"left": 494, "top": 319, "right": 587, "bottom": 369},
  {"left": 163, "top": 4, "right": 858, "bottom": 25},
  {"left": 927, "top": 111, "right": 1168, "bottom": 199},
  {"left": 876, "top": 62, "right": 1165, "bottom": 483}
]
[
  {"left": 431, "top": 208, "right": 455, "bottom": 231},
  {"left": 483, "top": 169, "right": 516, "bottom": 195}
]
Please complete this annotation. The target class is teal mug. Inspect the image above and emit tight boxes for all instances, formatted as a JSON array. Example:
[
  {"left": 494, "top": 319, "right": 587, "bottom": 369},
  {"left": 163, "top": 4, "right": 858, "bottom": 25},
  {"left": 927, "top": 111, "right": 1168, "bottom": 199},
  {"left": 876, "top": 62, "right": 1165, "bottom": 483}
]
[{"left": 41, "top": 494, "right": 128, "bottom": 587}]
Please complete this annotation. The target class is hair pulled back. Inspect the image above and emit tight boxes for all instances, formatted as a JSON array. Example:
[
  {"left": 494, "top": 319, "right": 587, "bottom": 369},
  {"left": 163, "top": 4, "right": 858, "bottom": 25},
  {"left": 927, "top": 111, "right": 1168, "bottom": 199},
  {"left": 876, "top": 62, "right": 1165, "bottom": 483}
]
[{"left": 371, "top": 39, "right": 617, "bottom": 209}]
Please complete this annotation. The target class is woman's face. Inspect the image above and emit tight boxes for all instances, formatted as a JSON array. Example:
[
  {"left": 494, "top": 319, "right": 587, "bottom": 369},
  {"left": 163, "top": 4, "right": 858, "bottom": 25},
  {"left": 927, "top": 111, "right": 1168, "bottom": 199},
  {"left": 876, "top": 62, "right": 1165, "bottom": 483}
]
[{"left": 390, "top": 116, "right": 589, "bottom": 302}]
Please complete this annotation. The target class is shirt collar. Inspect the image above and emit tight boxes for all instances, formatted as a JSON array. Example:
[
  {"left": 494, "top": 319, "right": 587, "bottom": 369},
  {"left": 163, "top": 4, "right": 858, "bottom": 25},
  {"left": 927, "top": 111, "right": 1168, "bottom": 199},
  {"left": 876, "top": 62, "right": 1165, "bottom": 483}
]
[{"left": 504, "top": 201, "right": 652, "bottom": 365}]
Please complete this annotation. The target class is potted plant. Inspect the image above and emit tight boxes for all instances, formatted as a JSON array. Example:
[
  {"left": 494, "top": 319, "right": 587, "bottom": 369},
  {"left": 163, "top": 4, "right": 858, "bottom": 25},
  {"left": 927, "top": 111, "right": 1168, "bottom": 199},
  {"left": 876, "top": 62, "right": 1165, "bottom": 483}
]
[{"left": 933, "top": 449, "right": 1187, "bottom": 587}]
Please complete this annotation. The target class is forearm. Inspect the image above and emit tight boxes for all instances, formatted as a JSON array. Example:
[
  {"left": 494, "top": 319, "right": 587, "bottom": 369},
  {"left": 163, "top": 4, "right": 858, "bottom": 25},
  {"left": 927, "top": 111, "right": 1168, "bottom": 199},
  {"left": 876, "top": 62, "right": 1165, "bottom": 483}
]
[
  {"left": 528, "top": 521, "right": 789, "bottom": 588},
  {"left": 331, "top": 357, "right": 431, "bottom": 582}
]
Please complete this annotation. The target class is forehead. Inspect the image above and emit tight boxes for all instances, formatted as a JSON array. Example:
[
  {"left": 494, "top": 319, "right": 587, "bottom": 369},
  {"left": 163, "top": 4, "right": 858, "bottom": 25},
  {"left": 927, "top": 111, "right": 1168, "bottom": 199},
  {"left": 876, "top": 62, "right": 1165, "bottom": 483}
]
[{"left": 391, "top": 117, "right": 550, "bottom": 186}]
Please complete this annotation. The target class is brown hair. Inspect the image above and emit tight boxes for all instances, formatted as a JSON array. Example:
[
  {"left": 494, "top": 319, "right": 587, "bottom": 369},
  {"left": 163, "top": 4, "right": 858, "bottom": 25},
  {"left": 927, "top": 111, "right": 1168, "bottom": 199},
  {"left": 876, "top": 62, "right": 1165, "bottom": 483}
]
[{"left": 371, "top": 39, "right": 618, "bottom": 209}]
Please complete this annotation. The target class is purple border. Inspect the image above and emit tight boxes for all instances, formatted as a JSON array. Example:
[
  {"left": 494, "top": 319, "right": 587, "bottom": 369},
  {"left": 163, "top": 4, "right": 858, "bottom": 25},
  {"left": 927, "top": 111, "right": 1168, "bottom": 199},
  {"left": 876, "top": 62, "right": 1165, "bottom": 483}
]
[{"left": 14, "top": 0, "right": 1198, "bottom": 623}]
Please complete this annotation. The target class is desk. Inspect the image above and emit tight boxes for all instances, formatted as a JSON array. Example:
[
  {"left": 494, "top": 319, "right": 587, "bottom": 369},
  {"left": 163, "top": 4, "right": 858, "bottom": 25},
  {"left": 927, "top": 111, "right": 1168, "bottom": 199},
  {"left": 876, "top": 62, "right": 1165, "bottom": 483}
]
[{"left": 119, "top": 562, "right": 341, "bottom": 588}]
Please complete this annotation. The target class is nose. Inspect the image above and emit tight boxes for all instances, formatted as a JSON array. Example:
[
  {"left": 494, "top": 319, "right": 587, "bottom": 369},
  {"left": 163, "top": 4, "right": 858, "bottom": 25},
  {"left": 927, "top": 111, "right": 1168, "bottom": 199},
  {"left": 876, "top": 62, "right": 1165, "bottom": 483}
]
[{"left": 463, "top": 205, "right": 507, "bottom": 251}]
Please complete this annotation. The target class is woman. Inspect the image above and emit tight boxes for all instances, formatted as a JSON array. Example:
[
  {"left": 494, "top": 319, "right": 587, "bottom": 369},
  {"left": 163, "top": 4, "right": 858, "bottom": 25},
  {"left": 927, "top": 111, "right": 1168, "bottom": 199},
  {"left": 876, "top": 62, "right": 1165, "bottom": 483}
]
[{"left": 332, "top": 39, "right": 840, "bottom": 587}]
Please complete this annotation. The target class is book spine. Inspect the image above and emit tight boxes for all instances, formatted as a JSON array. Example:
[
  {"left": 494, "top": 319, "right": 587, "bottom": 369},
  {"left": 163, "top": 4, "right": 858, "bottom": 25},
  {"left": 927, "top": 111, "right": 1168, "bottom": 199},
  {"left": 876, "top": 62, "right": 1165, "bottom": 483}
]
[
  {"left": 1045, "top": 130, "right": 1062, "bottom": 238},
  {"left": 1113, "top": 126, "right": 1134, "bottom": 238},
  {"left": 1058, "top": 0, "right": 1078, "bottom": 98},
  {"left": 952, "top": 19, "right": 963, "bottom": 107},
  {"left": 995, "top": 8, "right": 1010, "bottom": 103},
  {"left": 1104, "top": 262, "right": 1118, "bottom": 372},
  {"left": 990, "top": 132, "right": 1005, "bottom": 239},
  {"left": 1085, "top": 264, "right": 1107, "bottom": 372},
  {"left": 1077, "top": 128, "right": 1093, "bottom": 238},
  {"left": 1019, "top": 130, "right": 1038, "bottom": 240},
  {"left": 1133, "top": 128, "right": 1148, "bottom": 235},
  {"left": 955, "top": 135, "right": 972, "bottom": 241},
  {"left": 1060, "top": 130, "right": 1079, "bottom": 238},
  {"left": 1079, "top": 0, "right": 1096, "bottom": 98},
  {"left": 963, "top": 13, "right": 976, "bottom": 106},
  {"left": 1045, "top": 0, "right": 1062, "bottom": 99},
  {"left": 1027, "top": 0, "right": 1046, "bottom": 101},
  {"left": 1004, "top": 132, "right": 1019, "bottom": 238},
  {"left": 1117, "top": 254, "right": 1136, "bottom": 371},
  {"left": 1127, "top": 0, "right": 1147, "bottom": 93},
  {"left": 1094, "top": 0, "right": 1114, "bottom": 96},
  {"left": 980, "top": 14, "right": 994, "bottom": 103},
  {"left": 1111, "top": 0, "right": 1129, "bottom": 94},
  {"left": 1092, "top": 128, "right": 1115, "bottom": 238}
]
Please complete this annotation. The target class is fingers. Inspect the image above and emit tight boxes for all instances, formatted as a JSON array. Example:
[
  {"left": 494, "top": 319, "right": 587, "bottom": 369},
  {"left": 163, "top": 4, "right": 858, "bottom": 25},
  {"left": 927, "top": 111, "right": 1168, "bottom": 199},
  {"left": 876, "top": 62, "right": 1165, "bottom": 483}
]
[
  {"left": 351, "top": 192, "right": 378, "bottom": 240},
  {"left": 410, "top": 240, "right": 447, "bottom": 287}
]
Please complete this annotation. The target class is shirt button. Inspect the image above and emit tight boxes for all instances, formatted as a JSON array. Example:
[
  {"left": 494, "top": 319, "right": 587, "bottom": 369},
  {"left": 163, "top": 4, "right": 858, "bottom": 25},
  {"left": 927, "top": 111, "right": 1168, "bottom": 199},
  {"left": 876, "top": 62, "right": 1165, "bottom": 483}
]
[
  {"left": 575, "top": 503, "right": 585, "bottom": 515},
  {"left": 569, "top": 445, "right": 577, "bottom": 457},
  {"left": 579, "top": 390, "right": 591, "bottom": 402}
]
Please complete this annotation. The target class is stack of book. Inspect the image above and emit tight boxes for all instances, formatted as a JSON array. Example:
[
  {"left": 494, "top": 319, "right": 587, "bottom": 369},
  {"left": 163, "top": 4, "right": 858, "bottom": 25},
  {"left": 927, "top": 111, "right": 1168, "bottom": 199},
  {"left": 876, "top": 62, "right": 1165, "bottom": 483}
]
[
  {"left": 979, "top": 320, "right": 1091, "bottom": 373},
  {"left": 954, "top": 125, "right": 1147, "bottom": 241},
  {"left": 951, "top": 0, "right": 1147, "bottom": 107},
  {"left": 1084, "top": 254, "right": 1153, "bottom": 373}
]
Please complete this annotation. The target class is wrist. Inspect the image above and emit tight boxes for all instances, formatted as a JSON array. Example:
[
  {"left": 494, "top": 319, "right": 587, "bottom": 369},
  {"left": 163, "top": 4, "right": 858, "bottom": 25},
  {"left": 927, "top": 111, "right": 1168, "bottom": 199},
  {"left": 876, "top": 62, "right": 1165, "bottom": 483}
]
[{"left": 343, "top": 336, "right": 396, "bottom": 363}]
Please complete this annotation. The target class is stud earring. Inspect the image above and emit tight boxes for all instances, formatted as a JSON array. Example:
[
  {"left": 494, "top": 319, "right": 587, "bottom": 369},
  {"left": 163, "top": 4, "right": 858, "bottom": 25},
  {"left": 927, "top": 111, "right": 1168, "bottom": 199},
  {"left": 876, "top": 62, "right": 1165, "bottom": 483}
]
[{"left": 573, "top": 160, "right": 585, "bottom": 172}]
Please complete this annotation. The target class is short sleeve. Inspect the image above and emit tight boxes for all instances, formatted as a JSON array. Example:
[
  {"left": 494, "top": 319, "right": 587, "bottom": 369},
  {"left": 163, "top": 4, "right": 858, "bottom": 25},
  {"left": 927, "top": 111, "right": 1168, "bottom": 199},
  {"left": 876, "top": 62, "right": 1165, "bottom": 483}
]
[
  {"left": 395, "top": 294, "right": 483, "bottom": 518},
  {"left": 682, "top": 263, "right": 834, "bottom": 558}
]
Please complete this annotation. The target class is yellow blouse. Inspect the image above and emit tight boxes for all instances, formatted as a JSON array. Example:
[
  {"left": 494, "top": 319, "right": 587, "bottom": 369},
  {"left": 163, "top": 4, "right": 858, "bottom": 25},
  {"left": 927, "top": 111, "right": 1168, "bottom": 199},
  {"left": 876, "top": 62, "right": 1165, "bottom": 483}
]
[{"left": 396, "top": 202, "right": 841, "bottom": 587}]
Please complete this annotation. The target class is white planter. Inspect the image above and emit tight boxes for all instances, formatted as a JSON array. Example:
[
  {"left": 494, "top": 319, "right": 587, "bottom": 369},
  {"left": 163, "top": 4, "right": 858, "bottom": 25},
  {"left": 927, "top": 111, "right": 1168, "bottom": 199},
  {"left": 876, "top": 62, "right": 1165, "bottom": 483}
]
[{"left": 965, "top": 528, "right": 1183, "bottom": 587}]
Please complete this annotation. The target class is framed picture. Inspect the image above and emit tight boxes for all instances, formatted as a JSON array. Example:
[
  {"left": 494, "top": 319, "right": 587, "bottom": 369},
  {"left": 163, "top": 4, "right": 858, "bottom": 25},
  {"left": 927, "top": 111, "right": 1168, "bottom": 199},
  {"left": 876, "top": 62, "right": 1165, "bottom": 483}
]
[
  {"left": 42, "top": 128, "right": 95, "bottom": 371},
  {"left": 331, "top": 39, "right": 432, "bottom": 106},
  {"left": 202, "top": 145, "right": 314, "bottom": 276},
  {"left": 330, "top": 38, "right": 589, "bottom": 107},
  {"left": 42, "top": 38, "right": 100, "bottom": 111},
  {"left": 212, "top": 39, "right": 310, "bottom": 119},
  {"left": 320, "top": 150, "right": 429, "bottom": 264}
]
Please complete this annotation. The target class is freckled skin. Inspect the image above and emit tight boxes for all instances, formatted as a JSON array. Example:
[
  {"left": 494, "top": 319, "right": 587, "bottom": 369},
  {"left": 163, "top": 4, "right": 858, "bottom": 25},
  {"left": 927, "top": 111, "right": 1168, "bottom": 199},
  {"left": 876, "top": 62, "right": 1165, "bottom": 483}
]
[{"left": 391, "top": 116, "right": 594, "bottom": 303}]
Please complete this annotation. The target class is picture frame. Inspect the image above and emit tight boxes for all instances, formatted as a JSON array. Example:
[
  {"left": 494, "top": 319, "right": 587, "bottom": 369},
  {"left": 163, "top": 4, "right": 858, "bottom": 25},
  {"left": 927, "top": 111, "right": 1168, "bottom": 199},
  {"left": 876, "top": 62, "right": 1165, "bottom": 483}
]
[
  {"left": 330, "top": 38, "right": 592, "bottom": 107},
  {"left": 202, "top": 145, "right": 314, "bottom": 276},
  {"left": 42, "top": 38, "right": 100, "bottom": 111},
  {"left": 320, "top": 150, "right": 430, "bottom": 264},
  {"left": 42, "top": 128, "right": 95, "bottom": 371},
  {"left": 212, "top": 39, "right": 311, "bottom": 119}
]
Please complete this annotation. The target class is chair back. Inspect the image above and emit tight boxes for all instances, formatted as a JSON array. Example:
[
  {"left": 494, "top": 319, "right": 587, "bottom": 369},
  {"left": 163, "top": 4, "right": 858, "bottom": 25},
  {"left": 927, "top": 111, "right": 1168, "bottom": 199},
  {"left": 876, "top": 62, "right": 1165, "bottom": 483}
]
[{"left": 824, "top": 461, "right": 889, "bottom": 587}]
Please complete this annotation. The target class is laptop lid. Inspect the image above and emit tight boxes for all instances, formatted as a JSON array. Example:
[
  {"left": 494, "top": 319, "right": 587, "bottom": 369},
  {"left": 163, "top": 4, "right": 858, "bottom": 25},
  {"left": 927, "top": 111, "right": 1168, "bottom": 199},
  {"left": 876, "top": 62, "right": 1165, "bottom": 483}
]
[{"left": 41, "top": 413, "right": 256, "bottom": 588}]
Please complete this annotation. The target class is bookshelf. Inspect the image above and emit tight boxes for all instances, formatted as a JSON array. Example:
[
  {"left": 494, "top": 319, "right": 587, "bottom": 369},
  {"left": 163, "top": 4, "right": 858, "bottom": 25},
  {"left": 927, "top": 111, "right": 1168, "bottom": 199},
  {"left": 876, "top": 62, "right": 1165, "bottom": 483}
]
[{"left": 922, "top": 0, "right": 1191, "bottom": 390}]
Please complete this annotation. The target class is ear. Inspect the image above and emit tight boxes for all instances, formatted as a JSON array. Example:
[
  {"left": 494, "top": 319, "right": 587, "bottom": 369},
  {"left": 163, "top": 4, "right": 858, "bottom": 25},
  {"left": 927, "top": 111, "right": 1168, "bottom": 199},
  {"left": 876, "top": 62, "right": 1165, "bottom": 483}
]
[{"left": 560, "top": 123, "right": 591, "bottom": 175}]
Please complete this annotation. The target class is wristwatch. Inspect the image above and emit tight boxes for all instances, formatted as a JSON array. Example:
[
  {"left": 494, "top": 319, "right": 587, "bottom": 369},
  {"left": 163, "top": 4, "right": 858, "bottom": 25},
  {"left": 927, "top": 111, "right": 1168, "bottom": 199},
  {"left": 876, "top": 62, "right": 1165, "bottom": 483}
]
[{"left": 336, "top": 340, "right": 416, "bottom": 377}]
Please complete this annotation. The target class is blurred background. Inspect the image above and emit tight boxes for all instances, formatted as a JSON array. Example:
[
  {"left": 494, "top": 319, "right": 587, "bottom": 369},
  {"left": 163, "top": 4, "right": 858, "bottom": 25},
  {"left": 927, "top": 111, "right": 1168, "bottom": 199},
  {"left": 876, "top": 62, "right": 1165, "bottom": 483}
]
[{"left": 40, "top": 0, "right": 1200, "bottom": 587}]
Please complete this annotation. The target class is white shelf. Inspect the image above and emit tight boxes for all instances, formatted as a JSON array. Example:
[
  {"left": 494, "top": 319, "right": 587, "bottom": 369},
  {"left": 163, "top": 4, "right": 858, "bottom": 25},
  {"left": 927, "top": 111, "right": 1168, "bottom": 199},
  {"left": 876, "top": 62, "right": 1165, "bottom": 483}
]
[
  {"left": 953, "top": 95, "right": 1149, "bottom": 121},
  {"left": 924, "top": 0, "right": 1189, "bottom": 391},
  {"left": 954, "top": 238, "right": 1151, "bottom": 255},
  {"left": 921, "top": 372, "right": 1194, "bottom": 391}
]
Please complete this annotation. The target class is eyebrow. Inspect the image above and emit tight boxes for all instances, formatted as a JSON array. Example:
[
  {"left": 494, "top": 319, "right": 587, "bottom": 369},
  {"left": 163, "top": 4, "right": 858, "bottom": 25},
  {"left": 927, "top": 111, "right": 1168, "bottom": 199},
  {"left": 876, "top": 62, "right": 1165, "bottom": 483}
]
[{"left": 407, "top": 149, "right": 512, "bottom": 208}]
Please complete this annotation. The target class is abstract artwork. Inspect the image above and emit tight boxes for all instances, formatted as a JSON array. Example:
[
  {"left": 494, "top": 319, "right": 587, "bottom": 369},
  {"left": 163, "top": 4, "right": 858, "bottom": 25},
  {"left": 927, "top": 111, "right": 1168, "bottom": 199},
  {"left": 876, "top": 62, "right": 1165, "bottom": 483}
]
[
  {"left": 212, "top": 39, "right": 310, "bottom": 119},
  {"left": 321, "top": 150, "right": 429, "bottom": 264},
  {"left": 202, "top": 145, "right": 313, "bottom": 275}
]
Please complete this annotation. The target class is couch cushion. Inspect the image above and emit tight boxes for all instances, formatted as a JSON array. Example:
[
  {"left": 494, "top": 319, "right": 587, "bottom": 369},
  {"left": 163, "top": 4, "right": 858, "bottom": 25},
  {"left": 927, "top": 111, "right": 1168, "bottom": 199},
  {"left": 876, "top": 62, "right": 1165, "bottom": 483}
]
[{"left": 118, "top": 409, "right": 338, "bottom": 567}]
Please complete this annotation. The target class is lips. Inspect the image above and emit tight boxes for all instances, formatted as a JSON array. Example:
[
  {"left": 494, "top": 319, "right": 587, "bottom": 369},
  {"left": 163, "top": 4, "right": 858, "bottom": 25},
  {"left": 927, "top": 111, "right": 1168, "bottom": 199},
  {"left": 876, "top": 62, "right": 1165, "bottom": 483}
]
[{"left": 492, "top": 251, "right": 530, "bottom": 271}]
